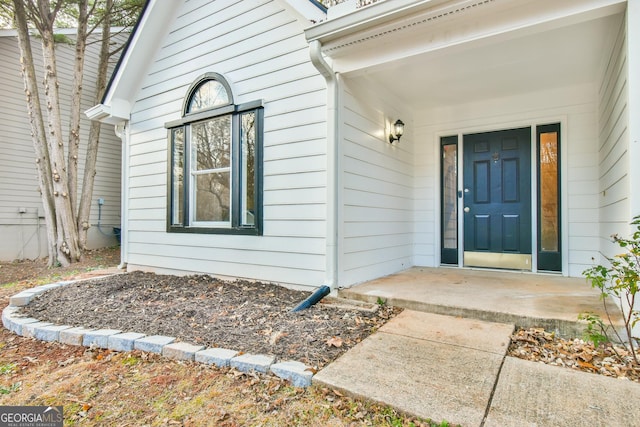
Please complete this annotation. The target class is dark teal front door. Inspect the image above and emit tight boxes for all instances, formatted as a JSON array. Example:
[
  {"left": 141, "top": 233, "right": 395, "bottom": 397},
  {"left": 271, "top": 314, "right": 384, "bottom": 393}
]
[{"left": 463, "top": 127, "right": 532, "bottom": 269}]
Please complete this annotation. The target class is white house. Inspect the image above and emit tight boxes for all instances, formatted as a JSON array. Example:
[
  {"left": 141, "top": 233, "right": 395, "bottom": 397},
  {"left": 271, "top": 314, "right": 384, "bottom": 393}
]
[
  {"left": 0, "top": 29, "right": 123, "bottom": 261},
  {"left": 88, "top": 0, "right": 639, "bottom": 291}
]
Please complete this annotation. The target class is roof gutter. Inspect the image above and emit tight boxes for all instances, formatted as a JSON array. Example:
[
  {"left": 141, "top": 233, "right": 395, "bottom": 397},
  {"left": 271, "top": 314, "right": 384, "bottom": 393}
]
[
  {"left": 309, "top": 40, "right": 340, "bottom": 290},
  {"left": 85, "top": 99, "right": 130, "bottom": 125}
]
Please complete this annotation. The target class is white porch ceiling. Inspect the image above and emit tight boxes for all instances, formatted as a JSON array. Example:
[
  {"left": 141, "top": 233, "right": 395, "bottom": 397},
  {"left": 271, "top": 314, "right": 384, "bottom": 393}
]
[{"left": 342, "top": 11, "right": 624, "bottom": 111}]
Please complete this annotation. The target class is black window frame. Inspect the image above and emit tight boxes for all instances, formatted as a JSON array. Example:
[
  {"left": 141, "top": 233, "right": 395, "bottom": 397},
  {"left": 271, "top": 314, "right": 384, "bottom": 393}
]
[{"left": 166, "top": 73, "right": 263, "bottom": 235}]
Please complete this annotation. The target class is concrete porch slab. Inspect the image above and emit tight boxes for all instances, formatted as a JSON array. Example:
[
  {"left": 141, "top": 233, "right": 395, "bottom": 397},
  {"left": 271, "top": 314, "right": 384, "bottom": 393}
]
[
  {"left": 340, "top": 267, "right": 621, "bottom": 338},
  {"left": 313, "top": 311, "right": 512, "bottom": 426}
]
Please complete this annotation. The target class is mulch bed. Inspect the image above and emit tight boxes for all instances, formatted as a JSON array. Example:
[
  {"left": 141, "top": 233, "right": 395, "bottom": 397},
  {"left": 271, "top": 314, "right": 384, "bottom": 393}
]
[{"left": 19, "top": 271, "right": 400, "bottom": 369}]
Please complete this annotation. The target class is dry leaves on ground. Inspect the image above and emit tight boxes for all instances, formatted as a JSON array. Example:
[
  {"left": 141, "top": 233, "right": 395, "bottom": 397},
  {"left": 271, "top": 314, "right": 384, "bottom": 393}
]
[
  {"left": 508, "top": 327, "right": 640, "bottom": 383},
  {"left": 0, "top": 328, "right": 434, "bottom": 426}
]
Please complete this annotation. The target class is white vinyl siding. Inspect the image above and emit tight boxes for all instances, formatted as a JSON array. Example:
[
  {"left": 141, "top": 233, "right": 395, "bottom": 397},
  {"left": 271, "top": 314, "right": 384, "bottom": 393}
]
[
  {"left": 125, "top": 0, "right": 327, "bottom": 288},
  {"left": 339, "top": 79, "right": 414, "bottom": 286},
  {"left": 0, "top": 33, "right": 122, "bottom": 260},
  {"left": 597, "top": 16, "right": 629, "bottom": 260}
]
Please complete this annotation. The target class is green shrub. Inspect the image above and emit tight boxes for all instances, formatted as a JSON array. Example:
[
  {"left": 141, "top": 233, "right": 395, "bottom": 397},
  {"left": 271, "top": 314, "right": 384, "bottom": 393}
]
[{"left": 582, "top": 215, "right": 640, "bottom": 364}]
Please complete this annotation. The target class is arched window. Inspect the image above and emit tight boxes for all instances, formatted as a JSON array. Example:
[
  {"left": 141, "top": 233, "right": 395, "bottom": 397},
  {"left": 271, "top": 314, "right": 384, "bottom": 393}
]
[
  {"left": 185, "top": 74, "right": 233, "bottom": 113},
  {"left": 166, "top": 73, "right": 263, "bottom": 234}
]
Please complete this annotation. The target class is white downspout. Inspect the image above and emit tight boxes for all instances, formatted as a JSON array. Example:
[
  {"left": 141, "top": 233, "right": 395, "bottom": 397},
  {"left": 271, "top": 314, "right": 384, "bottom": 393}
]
[
  {"left": 309, "top": 40, "right": 340, "bottom": 290},
  {"left": 115, "top": 122, "right": 128, "bottom": 270}
]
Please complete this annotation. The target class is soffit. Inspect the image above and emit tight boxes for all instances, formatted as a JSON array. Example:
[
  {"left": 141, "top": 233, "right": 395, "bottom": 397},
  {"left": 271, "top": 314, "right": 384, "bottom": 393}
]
[
  {"left": 352, "top": 12, "right": 624, "bottom": 110},
  {"left": 307, "top": 0, "right": 626, "bottom": 110}
]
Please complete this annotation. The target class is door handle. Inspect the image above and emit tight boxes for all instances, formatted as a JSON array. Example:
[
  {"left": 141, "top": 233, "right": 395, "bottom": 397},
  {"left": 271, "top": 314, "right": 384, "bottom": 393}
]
[{"left": 464, "top": 207, "right": 470, "bottom": 213}]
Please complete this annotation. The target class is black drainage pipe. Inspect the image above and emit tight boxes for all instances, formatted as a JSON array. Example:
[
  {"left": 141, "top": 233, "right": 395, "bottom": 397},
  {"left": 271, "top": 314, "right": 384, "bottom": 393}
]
[{"left": 291, "top": 285, "right": 330, "bottom": 312}]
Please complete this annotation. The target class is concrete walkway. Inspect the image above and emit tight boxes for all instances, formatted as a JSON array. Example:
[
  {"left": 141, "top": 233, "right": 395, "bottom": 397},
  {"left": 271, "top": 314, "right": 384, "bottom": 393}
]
[{"left": 313, "top": 310, "right": 640, "bottom": 427}]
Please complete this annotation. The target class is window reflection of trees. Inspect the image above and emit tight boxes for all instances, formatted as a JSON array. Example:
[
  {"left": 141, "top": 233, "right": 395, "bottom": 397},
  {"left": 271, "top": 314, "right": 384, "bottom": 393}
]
[
  {"left": 172, "top": 128, "right": 185, "bottom": 225},
  {"left": 193, "top": 116, "right": 231, "bottom": 170},
  {"left": 241, "top": 113, "right": 255, "bottom": 225},
  {"left": 442, "top": 144, "right": 457, "bottom": 249},
  {"left": 192, "top": 116, "right": 231, "bottom": 222},
  {"left": 195, "top": 173, "right": 230, "bottom": 222},
  {"left": 188, "top": 81, "right": 229, "bottom": 113},
  {"left": 539, "top": 132, "right": 558, "bottom": 252}
]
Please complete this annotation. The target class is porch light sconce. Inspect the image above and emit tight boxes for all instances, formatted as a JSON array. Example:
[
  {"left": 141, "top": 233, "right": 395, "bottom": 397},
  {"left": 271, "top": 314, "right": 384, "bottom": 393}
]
[{"left": 389, "top": 119, "right": 405, "bottom": 144}]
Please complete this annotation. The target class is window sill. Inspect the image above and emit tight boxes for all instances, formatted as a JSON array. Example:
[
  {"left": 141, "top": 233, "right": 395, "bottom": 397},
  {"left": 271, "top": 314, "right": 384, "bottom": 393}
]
[{"left": 167, "top": 226, "right": 262, "bottom": 236}]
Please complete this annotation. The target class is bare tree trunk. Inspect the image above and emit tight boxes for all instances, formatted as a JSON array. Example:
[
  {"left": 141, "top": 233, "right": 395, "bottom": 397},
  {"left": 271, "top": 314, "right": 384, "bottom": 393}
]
[
  {"left": 12, "top": 0, "right": 58, "bottom": 265},
  {"left": 77, "top": 122, "right": 101, "bottom": 249},
  {"left": 67, "top": 0, "right": 88, "bottom": 214},
  {"left": 9, "top": 0, "right": 141, "bottom": 263},
  {"left": 78, "top": 0, "right": 113, "bottom": 249},
  {"left": 38, "top": 2, "right": 81, "bottom": 266}
]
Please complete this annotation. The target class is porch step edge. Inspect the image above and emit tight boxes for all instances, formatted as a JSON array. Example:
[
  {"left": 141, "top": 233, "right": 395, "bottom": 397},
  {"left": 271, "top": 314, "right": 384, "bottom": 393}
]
[{"left": 338, "top": 290, "right": 620, "bottom": 340}]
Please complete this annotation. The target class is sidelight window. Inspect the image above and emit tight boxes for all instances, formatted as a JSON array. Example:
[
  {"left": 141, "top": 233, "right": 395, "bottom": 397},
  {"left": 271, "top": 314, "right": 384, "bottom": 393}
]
[
  {"left": 441, "top": 136, "right": 459, "bottom": 264},
  {"left": 537, "top": 123, "right": 561, "bottom": 271}
]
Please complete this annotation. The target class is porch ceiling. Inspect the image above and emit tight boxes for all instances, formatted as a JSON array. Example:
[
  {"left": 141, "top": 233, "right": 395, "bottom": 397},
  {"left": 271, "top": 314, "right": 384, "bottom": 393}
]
[
  {"left": 344, "top": 12, "right": 624, "bottom": 111},
  {"left": 312, "top": 0, "right": 626, "bottom": 111}
]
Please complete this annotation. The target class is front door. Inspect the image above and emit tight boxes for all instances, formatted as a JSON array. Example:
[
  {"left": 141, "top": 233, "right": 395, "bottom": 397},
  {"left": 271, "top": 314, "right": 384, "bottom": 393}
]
[{"left": 463, "top": 127, "right": 532, "bottom": 270}]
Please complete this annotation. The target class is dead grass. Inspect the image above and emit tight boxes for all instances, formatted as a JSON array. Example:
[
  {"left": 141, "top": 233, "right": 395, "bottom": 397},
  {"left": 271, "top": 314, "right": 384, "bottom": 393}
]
[{"left": 0, "top": 248, "right": 443, "bottom": 426}]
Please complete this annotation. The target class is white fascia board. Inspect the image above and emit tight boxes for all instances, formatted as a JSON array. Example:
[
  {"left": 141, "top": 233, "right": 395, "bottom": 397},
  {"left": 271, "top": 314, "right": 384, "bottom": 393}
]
[
  {"left": 306, "top": 0, "right": 626, "bottom": 46},
  {"left": 305, "top": 0, "right": 450, "bottom": 42},
  {"left": 307, "top": 0, "right": 626, "bottom": 74},
  {"left": 282, "top": 0, "right": 327, "bottom": 24},
  {"left": 102, "top": 0, "right": 180, "bottom": 108}
]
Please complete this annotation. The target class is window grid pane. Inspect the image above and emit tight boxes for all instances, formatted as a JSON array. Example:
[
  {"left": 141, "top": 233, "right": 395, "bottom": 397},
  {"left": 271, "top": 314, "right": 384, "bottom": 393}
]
[
  {"left": 192, "top": 116, "right": 231, "bottom": 171},
  {"left": 194, "top": 172, "right": 231, "bottom": 223},
  {"left": 191, "top": 115, "right": 232, "bottom": 226}
]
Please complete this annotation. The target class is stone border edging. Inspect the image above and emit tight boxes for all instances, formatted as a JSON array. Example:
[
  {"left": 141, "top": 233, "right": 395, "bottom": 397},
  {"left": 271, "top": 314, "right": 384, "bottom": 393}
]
[{"left": 2, "top": 277, "right": 314, "bottom": 388}]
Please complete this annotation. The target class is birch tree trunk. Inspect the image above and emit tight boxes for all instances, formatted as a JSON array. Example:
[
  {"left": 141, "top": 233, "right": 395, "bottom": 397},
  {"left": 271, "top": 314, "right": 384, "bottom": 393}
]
[
  {"left": 77, "top": 0, "right": 112, "bottom": 249},
  {"left": 38, "top": 0, "right": 81, "bottom": 266},
  {"left": 67, "top": 0, "right": 89, "bottom": 214},
  {"left": 12, "top": 0, "right": 58, "bottom": 265},
  {"left": 42, "top": 33, "right": 81, "bottom": 265}
]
